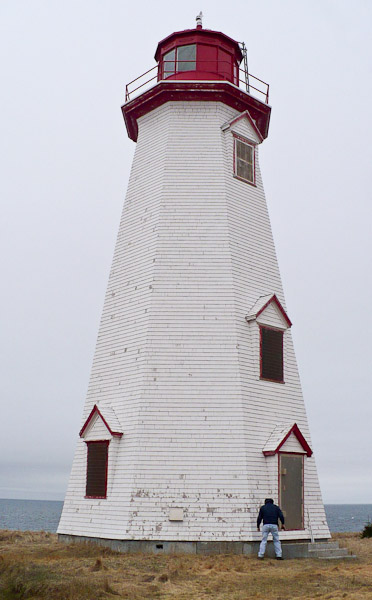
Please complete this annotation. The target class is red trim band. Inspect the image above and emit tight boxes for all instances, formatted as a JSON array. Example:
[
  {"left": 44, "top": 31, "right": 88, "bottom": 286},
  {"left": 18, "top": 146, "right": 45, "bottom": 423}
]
[{"left": 122, "top": 81, "right": 271, "bottom": 142}]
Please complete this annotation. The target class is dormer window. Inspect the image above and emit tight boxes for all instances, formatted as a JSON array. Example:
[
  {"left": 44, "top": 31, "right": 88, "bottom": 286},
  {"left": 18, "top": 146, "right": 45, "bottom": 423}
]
[
  {"left": 234, "top": 136, "right": 255, "bottom": 184},
  {"left": 163, "top": 44, "right": 196, "bottom": 77},
  {"left": 85, "top": 441, "right": 109, "bottom": 499},
  {"left": 79, "top": 404, "right": 123, "bottom": 500},
  {"left": 246, "top": 293, "right": 292, "bottom": 384}
]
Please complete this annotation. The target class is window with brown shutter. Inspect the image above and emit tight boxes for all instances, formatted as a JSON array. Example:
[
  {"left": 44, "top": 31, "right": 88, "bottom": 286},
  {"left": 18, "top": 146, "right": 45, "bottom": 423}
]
[
  {"left": 85, "top": 441, "right": 109, "bottom": 498},
  {"left": 260, "top": 326, "right": 284, "bottom": 382}
]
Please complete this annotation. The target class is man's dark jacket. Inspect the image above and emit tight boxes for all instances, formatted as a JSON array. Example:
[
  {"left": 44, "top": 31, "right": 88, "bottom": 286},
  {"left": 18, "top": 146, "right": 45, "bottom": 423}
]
[{"left": 257, "top": 503, "right": 285, "bottom": 527}]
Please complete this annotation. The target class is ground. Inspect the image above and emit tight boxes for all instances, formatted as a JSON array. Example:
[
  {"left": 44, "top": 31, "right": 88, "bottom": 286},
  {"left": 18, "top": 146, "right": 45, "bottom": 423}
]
[{"left": 0, "top": 531, "right": 371, "bottom": 599}]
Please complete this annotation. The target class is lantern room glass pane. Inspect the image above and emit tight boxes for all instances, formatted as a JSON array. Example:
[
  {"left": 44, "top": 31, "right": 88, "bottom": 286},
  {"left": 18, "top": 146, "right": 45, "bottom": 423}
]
[
  {"left": 177, "top": 44, "right": 196, "bottom": 72},
  {"left": 163, "top": 49, "right": 176, "bottom": 77}
]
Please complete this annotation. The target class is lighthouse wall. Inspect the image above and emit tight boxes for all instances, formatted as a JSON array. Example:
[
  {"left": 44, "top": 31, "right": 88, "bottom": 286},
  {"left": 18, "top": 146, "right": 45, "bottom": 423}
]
[
  {"left": 58, "top": 103, "right": 169, "bottom": 538},
  {"left": 221, "top": 112, "right": 329, "bottom": 539},
  {"left": 123, "top": 101, "right": 254, "bottom": 541},
  {"left": 58, "top": 100, "right": 329, "bottom": 543}
]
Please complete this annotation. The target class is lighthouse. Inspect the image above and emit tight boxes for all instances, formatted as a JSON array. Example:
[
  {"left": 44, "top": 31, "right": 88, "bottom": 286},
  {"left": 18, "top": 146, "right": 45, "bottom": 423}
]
[{"left": 58, "top": 17, "right": 331, "bottom": 556}]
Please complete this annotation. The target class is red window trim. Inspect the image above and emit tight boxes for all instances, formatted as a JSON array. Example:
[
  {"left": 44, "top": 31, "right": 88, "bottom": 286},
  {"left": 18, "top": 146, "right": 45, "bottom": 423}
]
[
  {"left": 85, "top": 440, "right": 109, "bottom": 500},
  {"left": 278, "top": 452, "right": 305, "bottom": 531},
  {"left": 259, "top": 325, "right": 284, "bottom": 383},
  {"left": 232, "top": 133, "right": 256, "bottom": 186}
]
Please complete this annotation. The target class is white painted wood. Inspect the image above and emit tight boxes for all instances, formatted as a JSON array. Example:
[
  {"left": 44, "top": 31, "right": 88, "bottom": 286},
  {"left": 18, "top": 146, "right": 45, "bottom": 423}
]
[
  {"left": 256, "top": 302, "right": 289, "bottom": 330},
  {"left": 83, "top": 414, "right": 112, "bottom": 441},
  {"left": 280, "top": 433, "right": 307, "bottom": 454},
  {"left": 263, "top": 423, "right": 302, "bottom": 454},
  {"left": 246, "top": 294, "right": 273, "bottom": 321},
  {"left": 58, "top": 99, "right": 330, "bottom": 543}
]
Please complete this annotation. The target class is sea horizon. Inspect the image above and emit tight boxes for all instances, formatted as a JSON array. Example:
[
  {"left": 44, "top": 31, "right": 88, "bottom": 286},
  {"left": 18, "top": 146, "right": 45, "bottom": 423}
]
[
  {"left": 1, "top": 497, "right": 371, "bottom": 505},
  {"left": 1, "top": 498, "right": 371, "bottom": 534}
]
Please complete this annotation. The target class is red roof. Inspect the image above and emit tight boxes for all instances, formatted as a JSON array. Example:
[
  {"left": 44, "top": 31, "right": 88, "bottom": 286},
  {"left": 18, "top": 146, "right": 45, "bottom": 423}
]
[
  {"left": 79, "top": 404, "right": 123, "bottom": 438},
  {"left": 155, "top": 27, "right": 243, "bottom": 62},
  {"left": 263, "top": 423, "right": 313, "bottom": 457}
]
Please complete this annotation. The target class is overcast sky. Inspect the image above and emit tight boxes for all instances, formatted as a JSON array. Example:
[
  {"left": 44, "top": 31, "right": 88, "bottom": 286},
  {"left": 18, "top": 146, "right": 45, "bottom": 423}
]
[{"left": 1, "top": 0, "right": 371, "bottom": 504}]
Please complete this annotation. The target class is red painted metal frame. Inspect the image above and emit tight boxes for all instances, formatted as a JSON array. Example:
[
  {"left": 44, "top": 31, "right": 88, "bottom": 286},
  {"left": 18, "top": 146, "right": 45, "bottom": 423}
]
[
  {"left": 122, "top": 81, "right": 271, "bottom": 142},
  {"left": 85, "top": 440, "right": 109, "bottom": 499},
  {"left": 79, "top": 404, "right": 123, "bottom": 438},
  {"left": 232, "top": 133, "right": 256, "bottom": 186},
  {"left": 259, "top": 325, "right": 285, "bottom": 384},
  {"left": 154, "top": 28, "right": 243, "bottom": 64},
  {"left": 278, "top": 452, "right": 305, "bottom": 531},
  {"left": 125, "top": 64, "right": 269, "bottom": 105},
  {"left": 263, "top": 423, "right": 313, "bottom": 457},
  {"left": 159, "top": 59, "right": 237, "bottom": 84}
]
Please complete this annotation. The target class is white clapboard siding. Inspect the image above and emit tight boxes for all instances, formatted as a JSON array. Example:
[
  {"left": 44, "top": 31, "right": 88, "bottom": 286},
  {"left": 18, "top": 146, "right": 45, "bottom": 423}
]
[
  {"left": 280, "top": 433, "right": 307, "bottom": 454},
  {"left": 58, "top": 100, "right": 330, "bottom": 542},
  {"left": 83, "top": 414, "right": 112, "bottom": 441},
  {"left": 256, "top": 302, "right": 288, "bottom": 330}
]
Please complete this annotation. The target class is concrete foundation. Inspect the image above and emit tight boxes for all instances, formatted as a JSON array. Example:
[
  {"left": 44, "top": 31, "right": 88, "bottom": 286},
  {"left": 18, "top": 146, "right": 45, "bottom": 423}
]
[{"left": 58, "top": 534, "right": 333, "bottom": 558}]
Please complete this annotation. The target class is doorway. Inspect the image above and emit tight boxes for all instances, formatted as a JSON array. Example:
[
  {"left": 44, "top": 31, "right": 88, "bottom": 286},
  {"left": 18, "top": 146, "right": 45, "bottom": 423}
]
[{"left": 279, "top": 453, "right": 304, "bottom": 530}]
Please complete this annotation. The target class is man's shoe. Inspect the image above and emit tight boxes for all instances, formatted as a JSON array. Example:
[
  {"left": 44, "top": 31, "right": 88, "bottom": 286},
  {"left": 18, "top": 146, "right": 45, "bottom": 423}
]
[
  {"left": 276, "top": 556, "right": 284, "bottom": 560},
  {"left": 257, "top": 556, "right": 264, "bottom": 559}
]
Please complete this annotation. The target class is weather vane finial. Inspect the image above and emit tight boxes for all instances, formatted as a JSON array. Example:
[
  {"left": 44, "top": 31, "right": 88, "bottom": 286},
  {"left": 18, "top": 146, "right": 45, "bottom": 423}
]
[{"left": 196, "top": 11, "right": 203, "bottom": 29}]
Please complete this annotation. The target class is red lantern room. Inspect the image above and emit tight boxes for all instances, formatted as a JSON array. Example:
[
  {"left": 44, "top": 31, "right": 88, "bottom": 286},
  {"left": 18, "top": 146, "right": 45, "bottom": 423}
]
[
  {"left": 155, "top": 27, "right": 242, "bottom": 85},
  {"left": 122, "top": 18, "right": 271, "bottom": 143}
]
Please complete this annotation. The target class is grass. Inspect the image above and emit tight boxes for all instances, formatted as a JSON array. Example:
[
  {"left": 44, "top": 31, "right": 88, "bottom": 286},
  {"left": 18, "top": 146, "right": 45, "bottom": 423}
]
[{"left": 0, "top": 530, "right": 371, "bottom": 599}]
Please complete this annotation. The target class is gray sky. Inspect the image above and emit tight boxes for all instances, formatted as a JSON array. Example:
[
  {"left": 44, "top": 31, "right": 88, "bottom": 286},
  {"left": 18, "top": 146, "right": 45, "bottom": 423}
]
[{"left": 1, "top": 0, "right": 371, "bottom": 504}]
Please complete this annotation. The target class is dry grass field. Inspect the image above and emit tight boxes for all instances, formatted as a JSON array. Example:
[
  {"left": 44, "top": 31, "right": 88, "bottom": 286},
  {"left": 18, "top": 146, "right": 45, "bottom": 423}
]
[{"left": 0, "top": 530, "right": 371, "bottom": 600}]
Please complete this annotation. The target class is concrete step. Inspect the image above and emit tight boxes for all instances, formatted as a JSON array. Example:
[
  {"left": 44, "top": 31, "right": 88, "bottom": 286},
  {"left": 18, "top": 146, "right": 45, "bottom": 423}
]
[
  {"left": 308, "top": 543, "right": 357, "bottom": 560},
  {"left": 310, "top": 541, "right": 340, "bottom": 551},
  {"left": 309, "top": 547, "right": 348, "bottom": 558},
  {"left": 321, "top": 554, "right": 358, "bottom": 560}
]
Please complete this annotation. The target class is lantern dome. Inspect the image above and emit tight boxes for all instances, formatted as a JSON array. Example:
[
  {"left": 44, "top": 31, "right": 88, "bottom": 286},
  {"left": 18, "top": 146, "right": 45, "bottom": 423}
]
[
  {"left": 155, "top": 27, "right": 243, "bottom": 85},
  {"left": 122, "top": 23, "right": 271, "bottom": 143}
]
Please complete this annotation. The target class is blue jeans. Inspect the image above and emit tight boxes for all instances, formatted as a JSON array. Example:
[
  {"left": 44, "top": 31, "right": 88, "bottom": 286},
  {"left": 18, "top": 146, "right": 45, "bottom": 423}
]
[{"left": 258, "top": 524, "right": 282, "bottom": 557}]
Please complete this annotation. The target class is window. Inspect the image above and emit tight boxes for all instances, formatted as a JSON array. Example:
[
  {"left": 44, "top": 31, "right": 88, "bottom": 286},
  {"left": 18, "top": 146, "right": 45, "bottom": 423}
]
[
  {"left": 85, "top": 440, "right": 109, "bottom": 498},
  {"left": 163, "top": 44, "right": 196, "bottom": 78},
  {"left": 260, "top": 326, "right": 284, "bottom": 382},
  {"left": 163, "top": 48, "right": 175, "bottom": 77},
  {"left": 235, "top": 138, "right": 255, "bottom": 184}
]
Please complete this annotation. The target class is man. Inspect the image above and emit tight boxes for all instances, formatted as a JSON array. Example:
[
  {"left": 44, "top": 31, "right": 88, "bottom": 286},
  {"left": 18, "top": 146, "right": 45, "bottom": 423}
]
[{"left": 257, "top": 498, "right": 285, "bottom": 559}]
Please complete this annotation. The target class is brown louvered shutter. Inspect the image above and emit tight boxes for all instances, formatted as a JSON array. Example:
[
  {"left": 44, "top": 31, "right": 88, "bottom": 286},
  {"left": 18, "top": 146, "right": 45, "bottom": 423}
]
[
  {"left": 86, "top": 441, "right": 109, "bottom": 498},
  {"left": 260, "top": 327, "right": 284, "bottom": 382}
]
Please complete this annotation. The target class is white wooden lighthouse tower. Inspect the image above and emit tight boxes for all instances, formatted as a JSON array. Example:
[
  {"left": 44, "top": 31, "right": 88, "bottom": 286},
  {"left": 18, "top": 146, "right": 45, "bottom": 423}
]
[{"left": 58, "top": 18, "right": 330, "bottom": 555}]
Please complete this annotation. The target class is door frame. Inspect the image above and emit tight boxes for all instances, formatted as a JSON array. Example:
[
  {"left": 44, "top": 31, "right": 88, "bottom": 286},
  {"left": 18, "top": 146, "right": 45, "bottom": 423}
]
[{"left": 278, "top": 452, "right": 305, "bottom": 530}]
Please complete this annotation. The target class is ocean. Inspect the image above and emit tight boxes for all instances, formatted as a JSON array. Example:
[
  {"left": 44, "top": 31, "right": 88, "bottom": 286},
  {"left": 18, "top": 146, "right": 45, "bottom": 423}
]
[{"left": 0, "top": 499, "right": 371, "bottom": 534}]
